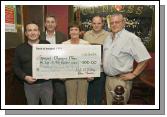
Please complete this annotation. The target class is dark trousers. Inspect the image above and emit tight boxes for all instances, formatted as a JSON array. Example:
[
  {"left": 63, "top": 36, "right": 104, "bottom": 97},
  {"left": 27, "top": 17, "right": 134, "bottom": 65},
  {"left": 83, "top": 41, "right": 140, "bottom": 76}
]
[
  {"left": 52, "top": 79, "right": 66, "bottom": 105},
  {"left": 87, "top": 72, "right": 106, "bottom": 105},
  {"left": 24, "top": 80, "right": 53, "bottom": 105}
]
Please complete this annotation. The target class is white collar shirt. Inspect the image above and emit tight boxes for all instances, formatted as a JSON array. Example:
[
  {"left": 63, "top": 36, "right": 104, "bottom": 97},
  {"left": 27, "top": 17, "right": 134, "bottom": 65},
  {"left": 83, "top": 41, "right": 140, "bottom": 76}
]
[
  {"left": 103, "top": 29, "right": 151, "bottom": 76},
  {"left": 46, "top": 31, "right": 56, "bottom": 44}
]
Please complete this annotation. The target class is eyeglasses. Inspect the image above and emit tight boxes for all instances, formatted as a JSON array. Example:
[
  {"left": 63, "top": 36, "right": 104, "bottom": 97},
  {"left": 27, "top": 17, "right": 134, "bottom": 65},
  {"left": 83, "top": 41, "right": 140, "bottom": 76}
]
[{"left": 110, "top": 20, "right": 123, "bottom": 25}]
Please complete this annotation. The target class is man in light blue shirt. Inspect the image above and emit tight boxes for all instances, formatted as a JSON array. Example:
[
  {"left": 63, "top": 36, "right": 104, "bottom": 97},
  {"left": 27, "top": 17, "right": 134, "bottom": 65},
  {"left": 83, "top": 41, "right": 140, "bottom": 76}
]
[{"left": 103, "top": 13, "right": 151, "bottom": 104}]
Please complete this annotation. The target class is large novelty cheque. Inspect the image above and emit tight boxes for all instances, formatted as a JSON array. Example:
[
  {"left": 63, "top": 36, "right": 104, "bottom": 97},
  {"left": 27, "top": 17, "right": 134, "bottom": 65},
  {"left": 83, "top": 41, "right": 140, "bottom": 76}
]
[{"left": 33, "top": 44, "right": 101, "bottom": 79}]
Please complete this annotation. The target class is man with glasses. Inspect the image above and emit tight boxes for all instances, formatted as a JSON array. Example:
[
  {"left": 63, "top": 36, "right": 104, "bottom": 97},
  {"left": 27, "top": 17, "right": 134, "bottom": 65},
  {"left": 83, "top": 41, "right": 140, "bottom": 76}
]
[{"left": 103, "top": 13, "right": 151, "bottom": 104}]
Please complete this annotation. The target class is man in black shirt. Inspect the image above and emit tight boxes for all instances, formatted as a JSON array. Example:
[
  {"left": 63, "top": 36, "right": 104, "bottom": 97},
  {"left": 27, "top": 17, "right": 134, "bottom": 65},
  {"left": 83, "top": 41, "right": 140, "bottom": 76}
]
[{"left": 13, "top": 22, "right": 53, "bottom": 105}]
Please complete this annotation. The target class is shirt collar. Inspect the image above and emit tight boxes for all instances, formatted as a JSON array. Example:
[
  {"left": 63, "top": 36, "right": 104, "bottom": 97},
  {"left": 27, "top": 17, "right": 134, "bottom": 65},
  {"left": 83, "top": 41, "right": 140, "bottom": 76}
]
[
  {"left": 91, "top": 29, "right": 105, "bottom": 36},
  {"left": 46, "top": 31, "right": 55, "bottom": 36},
  {"left": 112, "top": 28, "right": 125, "bottom": 39}
]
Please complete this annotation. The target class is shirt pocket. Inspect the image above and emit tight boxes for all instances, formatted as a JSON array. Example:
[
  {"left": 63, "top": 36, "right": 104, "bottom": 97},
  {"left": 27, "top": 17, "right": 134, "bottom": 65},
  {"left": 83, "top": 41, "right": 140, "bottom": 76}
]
[
  {"left": 119, "top": 46, "right": 131, "bottom": 57},
  {"left": 110, "top": 47, "right": 121, "bottom": 57},
  {"left": 111, "top": 45, "right": 131, "bottom": 58}
]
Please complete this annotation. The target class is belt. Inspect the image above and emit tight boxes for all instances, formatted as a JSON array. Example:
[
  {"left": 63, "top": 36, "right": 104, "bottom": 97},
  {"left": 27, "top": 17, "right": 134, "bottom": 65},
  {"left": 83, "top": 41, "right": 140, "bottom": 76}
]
[
  {"left": 109, "top": 72, "right": 130, "bottom": 77},
  {"left": 110, "top": 74, "right": 121, "bottom": 77}
]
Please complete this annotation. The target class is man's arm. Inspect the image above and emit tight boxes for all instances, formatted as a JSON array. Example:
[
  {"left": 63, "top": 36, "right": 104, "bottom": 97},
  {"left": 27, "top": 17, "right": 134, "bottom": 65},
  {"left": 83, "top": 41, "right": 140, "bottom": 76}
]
[
  {"left": 120, "top": 59, "right": 149, "bottom": 80},
  {"left": 13, "top": 49, "right": 37, "bottom": 84},
  {"left": 132, "top": 60, "right": 149, "bottom": 77},
  {"left": 13, "top": 49, "right": 26, "bottom": 80}
]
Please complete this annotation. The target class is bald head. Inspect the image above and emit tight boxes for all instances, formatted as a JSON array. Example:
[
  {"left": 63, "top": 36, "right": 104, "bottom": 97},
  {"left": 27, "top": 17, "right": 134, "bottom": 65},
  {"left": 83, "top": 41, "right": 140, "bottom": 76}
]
[{"left": 92, "top": 16, "right": 103, "bottom": 22}]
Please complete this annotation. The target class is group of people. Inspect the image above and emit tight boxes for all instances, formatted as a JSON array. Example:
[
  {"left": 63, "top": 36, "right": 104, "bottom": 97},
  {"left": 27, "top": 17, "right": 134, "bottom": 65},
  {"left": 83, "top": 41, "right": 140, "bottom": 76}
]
[{"left": 13, "top": 13, "right": 151, "bottom": 105}]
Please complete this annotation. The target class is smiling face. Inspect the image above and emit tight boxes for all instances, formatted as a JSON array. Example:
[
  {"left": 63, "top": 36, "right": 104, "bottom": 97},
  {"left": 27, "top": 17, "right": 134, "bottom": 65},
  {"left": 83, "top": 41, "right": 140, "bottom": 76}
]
[
  {"left": 45, "top": 16, "right": 57, "bottom": 32},
  {"left": 69, "top": 26, "right": 80, "bottom": 39},
  {"left": 25, "top": 23, "right": 40, "bottom": 41},
  {"left": 110, "top": 14, "right": 125, "bottom": 33},
  {"left": 91, "top": 16, "right": 103, "bottom": 33}
]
